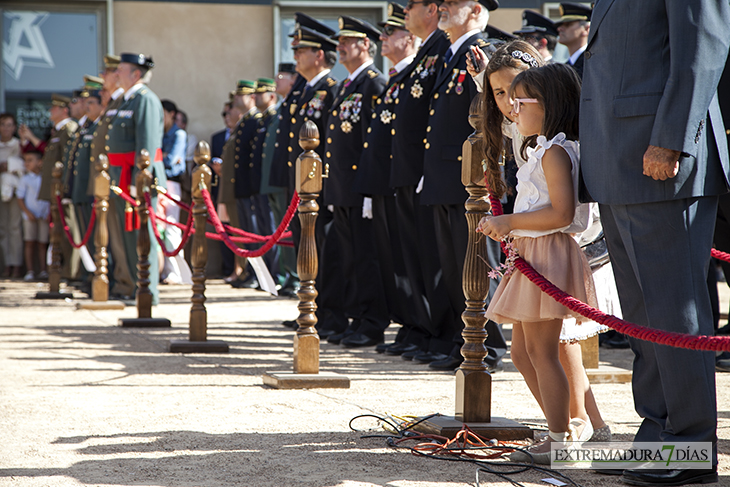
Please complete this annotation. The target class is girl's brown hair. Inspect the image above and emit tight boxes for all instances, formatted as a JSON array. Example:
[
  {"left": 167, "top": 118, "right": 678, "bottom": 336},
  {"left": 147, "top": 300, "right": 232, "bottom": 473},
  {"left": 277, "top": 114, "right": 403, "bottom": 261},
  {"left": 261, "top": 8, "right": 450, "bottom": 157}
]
[
  {"left": 481, "top": 40, "right": 544, "bottom": 199},
  {"left": 509, "top": 62, "right": 582, "bottom": 152}
]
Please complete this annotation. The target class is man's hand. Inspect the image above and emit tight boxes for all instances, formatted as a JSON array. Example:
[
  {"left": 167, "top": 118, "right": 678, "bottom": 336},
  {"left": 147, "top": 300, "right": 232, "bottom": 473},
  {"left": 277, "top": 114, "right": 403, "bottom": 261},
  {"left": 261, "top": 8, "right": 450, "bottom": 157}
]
[{"left": 643, "top": 145, "right": 681, "bottom": 181}]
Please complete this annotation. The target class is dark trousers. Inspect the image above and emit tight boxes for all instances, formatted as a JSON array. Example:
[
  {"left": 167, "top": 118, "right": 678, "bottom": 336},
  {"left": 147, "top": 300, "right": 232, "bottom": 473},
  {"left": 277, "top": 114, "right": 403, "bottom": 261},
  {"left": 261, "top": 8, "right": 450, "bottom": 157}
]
[
  {"left": 332, "top": 204, "right": 389, "bottom": 340},
  {"left": 431, "top": 203, "right": 506, "bottom": 360},
  {"left": 601, "top": 198, "right": 718, "bottom": 464},
  {"left": 236, "top": 194, "right": 279, "bottom": 280}
]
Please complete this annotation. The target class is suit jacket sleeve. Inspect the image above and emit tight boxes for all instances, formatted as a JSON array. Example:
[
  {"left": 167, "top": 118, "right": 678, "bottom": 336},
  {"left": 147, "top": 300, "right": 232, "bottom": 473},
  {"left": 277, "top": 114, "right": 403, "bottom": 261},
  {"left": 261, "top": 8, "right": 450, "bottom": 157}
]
[{"left": 651, "top": 0, "right": 730, "bottom": 156}]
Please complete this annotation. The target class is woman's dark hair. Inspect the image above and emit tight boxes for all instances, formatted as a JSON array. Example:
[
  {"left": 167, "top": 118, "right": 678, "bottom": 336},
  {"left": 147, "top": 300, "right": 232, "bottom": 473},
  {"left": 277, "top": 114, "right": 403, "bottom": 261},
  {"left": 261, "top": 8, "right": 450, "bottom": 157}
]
[
  {"left": 481, "top": 40, "right": 544, "bottom": 199},
  {"left": 509, "top": 62, "right": 582, "bottom": 161},
  {"left": 161, "top": 99, "right": 178, "bottom": 114}
]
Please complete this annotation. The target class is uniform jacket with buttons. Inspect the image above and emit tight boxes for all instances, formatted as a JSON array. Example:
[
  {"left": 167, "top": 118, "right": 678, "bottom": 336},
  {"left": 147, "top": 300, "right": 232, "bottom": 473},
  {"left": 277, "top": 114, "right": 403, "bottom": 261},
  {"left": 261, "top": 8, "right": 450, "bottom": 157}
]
[
  {"left": 323, "top": 64, "right": 387, "bottom": 207},
  {"left": 247, "top": 105, "right": 278, "bottom": 197},
  {"left": 88, "top": 95, "right": 124, "bottom": 196},
  {"left": 355, "top": 67, "right": 410, "bottom": 196},
  {"left": 390, "top": 29, "right": 450, "bottom": 189},
  {"left": 67, "top": 119, "right": 98, "bottom": 204},
  {"left": 286, "top": 72, "right": 339, "bottom": 198},
  {"left": 580, "top": 0, "right": 730, "bottom": 205},
  {"left": 106, "top": 86, "right": 166, "bottom": 191},
  {"left": 61, "top": 119, "right": 90, "bottom": 200},
  {"left": 218, "top": 109, "right": 260, "bottom": 203},
  {"left": 421, "top": 32, "right": 490, "bottom": 206},
  {"left": 269, "top": 75, "right": 307, "bottom": 190},
  {"left": 39, "top": 119, "right": 78, "bottom": 201}
]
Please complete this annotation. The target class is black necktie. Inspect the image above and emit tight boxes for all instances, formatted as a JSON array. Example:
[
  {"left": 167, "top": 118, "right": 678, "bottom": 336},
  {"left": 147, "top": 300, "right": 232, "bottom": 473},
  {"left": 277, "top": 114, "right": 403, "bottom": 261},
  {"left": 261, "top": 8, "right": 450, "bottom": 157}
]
[{"left": 443, "top": 48, "right": 454, "bottom": 66}]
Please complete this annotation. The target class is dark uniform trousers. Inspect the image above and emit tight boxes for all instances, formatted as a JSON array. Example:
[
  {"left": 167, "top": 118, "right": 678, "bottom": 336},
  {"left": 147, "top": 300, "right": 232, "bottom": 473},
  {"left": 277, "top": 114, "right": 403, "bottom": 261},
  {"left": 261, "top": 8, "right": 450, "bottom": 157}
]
[
  {"left": 285, "top": 72, "right": 348, "bottom": 332},
  {"left": 389, "top": 30, "right": 453, "bottom": 350},
  {"left": 421, "top": 33, "right": 507, "bottom": 359},
  {"left": 323, "top": 64, "right": 389, "bottom": 340}
]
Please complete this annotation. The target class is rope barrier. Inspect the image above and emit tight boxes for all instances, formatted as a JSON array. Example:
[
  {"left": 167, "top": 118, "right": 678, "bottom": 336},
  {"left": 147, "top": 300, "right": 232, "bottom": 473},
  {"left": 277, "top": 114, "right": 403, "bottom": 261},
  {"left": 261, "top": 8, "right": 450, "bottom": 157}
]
[
  {"left": 200, "top": 186, "right": 299, "bottom": 258},
  {"left": 155, "top": 185, "right": 292, "bottom": 242},
  {"left": 143, "top": 192, "right": 195, "bottom": 257},
  {"left": 54, "top": 195, "right": 96, "bottom": 249},
  {"left": 487, "top": 192, "right": 730, "bottom": 352}
]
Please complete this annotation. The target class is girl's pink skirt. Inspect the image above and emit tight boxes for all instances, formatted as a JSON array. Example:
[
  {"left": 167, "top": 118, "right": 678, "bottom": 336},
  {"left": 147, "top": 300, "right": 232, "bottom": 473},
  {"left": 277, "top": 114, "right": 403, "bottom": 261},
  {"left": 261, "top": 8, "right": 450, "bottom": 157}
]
[{"left": 486, "top": 232, "right": 598, "bottom": 324}]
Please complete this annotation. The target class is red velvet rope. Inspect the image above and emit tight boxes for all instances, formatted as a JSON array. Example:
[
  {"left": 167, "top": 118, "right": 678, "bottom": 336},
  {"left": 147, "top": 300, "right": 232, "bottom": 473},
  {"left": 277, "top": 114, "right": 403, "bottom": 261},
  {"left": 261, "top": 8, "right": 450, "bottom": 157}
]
[
  {"left": 143, "top": 192, "right": 195, "bottom": 257},
  {"left": 200, "top": 186, "right": 299, "bottom": 258},
  {"left": 152, "top": 209, "right": 294, "bottom": 247},
  {"left": 54, "top": 195, "right": 97, "bottom": 249},
  {"left": 487, "top": 192, "right": 730, "bottom": 352}
]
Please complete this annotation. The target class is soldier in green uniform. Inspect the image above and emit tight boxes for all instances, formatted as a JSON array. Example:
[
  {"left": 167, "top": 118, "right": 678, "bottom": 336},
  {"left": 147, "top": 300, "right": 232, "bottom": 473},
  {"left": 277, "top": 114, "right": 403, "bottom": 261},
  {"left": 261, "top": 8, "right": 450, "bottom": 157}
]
[
  {"left": 106, "top": 52, "right": 166, "bottom": 304},
  {"left": 90, "top": 54, "right": 137, "bottom": 299}
]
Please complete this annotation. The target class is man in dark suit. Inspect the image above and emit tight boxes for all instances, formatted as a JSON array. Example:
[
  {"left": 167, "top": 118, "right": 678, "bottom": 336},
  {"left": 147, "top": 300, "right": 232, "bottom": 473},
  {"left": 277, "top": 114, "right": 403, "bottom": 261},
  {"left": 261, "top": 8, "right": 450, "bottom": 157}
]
[
  {"left": 384, "top": 0, "right": 450, "bottom": 357},
  {"left": 420, "top": 0, "right": 504, "bottom": 370},
  {"left": 288, "top": 26, "right": 346, "bottom": 335},
  {"left": 323, "top": 16, "right": 388, "bottom": 347},
  {"left": 554, "top": 2, "right": 590, "bottom": 78},
  {"left": 581, "top": 1, "right": 730, "bottom": 485}
]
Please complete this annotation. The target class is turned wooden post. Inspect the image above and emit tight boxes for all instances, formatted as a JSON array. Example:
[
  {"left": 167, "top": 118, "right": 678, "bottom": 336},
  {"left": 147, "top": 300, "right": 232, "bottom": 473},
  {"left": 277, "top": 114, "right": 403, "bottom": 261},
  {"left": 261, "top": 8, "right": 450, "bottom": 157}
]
[
  {"left": 135, "top": 149, "right": 153, "bottom": 318},
  {"left": 294, "top": 120, "right": 322, "bottom": 374},
  {"left": 190, "top": 142, "right": 212, "bottom": 342},
  {"left": 92, "top": 155, "right": 111, "bottom": 301},
  {"left": 48, "top": 161, "right": 64, "bottom": 293},
  {"left": 456, "top": 96, "right": 492, "bottom": 422}
]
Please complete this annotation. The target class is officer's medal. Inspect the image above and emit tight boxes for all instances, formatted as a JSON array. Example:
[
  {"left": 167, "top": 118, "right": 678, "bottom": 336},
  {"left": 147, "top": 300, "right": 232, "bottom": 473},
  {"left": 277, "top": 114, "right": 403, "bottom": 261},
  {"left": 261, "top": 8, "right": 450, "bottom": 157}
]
[
  {"left": 339, "top": 93, "right": 362, "bottom": 133},
  {"left": 411, "top": 81, "right": 424, "bottom": 98},
  {"left": 455, "top": 70, "right": 467, "bottom": 95}
]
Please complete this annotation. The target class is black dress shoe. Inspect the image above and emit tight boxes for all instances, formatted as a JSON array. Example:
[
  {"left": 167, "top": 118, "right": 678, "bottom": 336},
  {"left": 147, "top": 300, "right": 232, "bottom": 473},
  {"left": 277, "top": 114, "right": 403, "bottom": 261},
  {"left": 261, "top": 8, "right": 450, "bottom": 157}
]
[
  {"left": 230, "top": 277, "right": 259, "bottom": 289},
  {"left": 488, "top": 359, "right": 504, "bottom": 373},
  {"left": 429, "top": 355, "right": 464, "bottom": 370},
  {"left": 602, "top": 334, "right": 630, "bottom": 349},
  {"left": 375, "top": 342, "right": 396, "bottom": 353},
  {"left": 317, "top": 328, "right": 338, "bottom": 339},
  {"left": 341, "top": 333, "right": 382, "bottom": 348},
  {"left": 385, "top": 343, "right": 420, "bottom": 356},
  {"left": 413, "top": 351, "right": 448, "bottom": 364},
  {"left": 282, "top": 320, "right": 298, "bottom": 329},
  {"left": 401, "top": 349, "right": 423, "bottom": 361},
  {"left": 327, "top": 329, "right": 355, "bottom": 345},
  {"left": 621, "top": 467, "right": 717, "bottom": 486}
]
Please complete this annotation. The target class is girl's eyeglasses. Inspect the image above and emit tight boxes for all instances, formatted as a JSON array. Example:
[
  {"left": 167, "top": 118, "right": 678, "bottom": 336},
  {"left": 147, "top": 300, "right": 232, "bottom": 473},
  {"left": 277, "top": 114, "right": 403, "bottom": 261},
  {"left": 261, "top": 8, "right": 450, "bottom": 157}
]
[{"left": 511, "top": 98, "right": 538, "bottom": 114}]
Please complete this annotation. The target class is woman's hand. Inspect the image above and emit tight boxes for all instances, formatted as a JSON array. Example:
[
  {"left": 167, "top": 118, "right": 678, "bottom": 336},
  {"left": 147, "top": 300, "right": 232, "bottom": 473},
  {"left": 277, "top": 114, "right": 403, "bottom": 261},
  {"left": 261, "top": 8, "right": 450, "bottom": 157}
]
[{"left": 476, "top": 215, "right": 511, "bottom": 241}]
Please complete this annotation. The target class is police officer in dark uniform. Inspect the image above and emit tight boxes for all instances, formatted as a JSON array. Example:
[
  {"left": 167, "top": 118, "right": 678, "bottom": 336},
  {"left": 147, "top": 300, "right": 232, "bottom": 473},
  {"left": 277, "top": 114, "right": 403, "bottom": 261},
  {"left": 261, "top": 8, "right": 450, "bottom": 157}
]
[
  {"left": 512, "top": 10, "right": 558, "bottom": 63},
  {"left": 384, "top": 0, "right": 451, "bottom": 356},
  {"left": 287, "top": 26, "right": 346, "bottom": 335},
  {"left": 323, "top": 16, "right": 388, "bottom": 347},
  {"left": 554, "top": 2, "right": 591, "bottom": 78},
  {"left": 420, "top": 0, "right": 505, "bottom": 370},
  {"left": 354, "top": 3, "right": 418, "bottom": 344}
]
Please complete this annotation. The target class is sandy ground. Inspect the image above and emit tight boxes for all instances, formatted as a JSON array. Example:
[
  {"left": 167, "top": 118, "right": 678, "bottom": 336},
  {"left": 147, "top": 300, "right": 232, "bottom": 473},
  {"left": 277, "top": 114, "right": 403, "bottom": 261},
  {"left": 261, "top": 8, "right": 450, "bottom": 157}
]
[{"left": 1, "top": 278, "right": 730, "bottom": 487}]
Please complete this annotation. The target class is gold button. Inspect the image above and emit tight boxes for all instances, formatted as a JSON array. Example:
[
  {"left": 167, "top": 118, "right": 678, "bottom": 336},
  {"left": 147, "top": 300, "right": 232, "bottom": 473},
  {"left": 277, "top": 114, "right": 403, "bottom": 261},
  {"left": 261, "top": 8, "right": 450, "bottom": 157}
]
[
  {"left": 392, "top": 114, "right": 396, "bottom": 119},
  {"left": 327, "top": 137, "right": 332, "bottom": 144},
  {"left": 263, "top": 143, "right": 267, "bottom": 148},
  {"left": 288, "top": 161, "right": 292, "bottom": 167},
  {"left": 391, "top": 129, "right": 395, "bottom": 135},
  {"left": 429, "top": 109, "right": 435, "bottom": 116},
  {"left": 275, "top": 142, "right": 279, "bottom": 148},
  {"left": 377, "top": 99, "right": 381, "bottom": 105},
  {"left": 249, "top": 153, "right": 254, "bottom": 158},
  {"left": 434, "top": 93, "right": 439, "bottom": 99},
  {"left": 249, "top": 163, "right": 254, "bottom": 168},
  {"left": 291, "top": 118, "right": 296, "bottom": 124},
  {"left": 105, "top": 135, "right": 109, "bottom": 140},
  {"left": 363, "top": 142, "right": 369, "bottom": 148},
  {"left": 90, "top": 143, "right": 95, "bottom": 148},
  {"left": 236, "top": 147, "right": 240, "bottom": 152},
  {"left": 289, "top": 132, "right": 294, "bottom": 138},
  {"left": 372, "top": 113, "right": 376, "bottom": 119},
  {"left": 288, "top": 147, "right": 293, "bottom": 152},
  {"left": 727, "top": 129, "right": 730, "bottom": 135},
  {"left": 400, "top": 83, "right": 405, "bottom": 89},
  {"left": 367, "top": 127, "right": 372, "bottom": 133},
  {"left": 395, "top": 99, "right": 399, "bottom": 104},
  {"left": 427, "top": 126, "right": 431, "bottom": 132},
  {"left": 230, "top": 178, "right": 235, "bottom": 183},
  {"left": 332, "top": 110, "right": 337, "bottom": 116},
  {"left": 425, "top": 143, "right": 430, "bottom": 149},
  {"left": 276, "top": 129, "right": 280, "bottom": 134},
  {"left": 457, "top": 156, "right": 462, "bottom": 161},
  {"left": 73, "top": 170, "right": 77, "bottom": 175},
  {"left": 120, "top": 123, "right": 125, "bottom": 127},
  {"left": 351, "top": 165, "right": 357, "bottom": 170},
  {"left": 330, "top": 124, "right": 335, "bottom": 130},
  {"left": 234, "top": 164, "right": 239, "bottom": 168},
  {"left": 423, "top": 138, "right": 427, "bottom": 144},
  {"left": 105, "top": 146, "right": 110, "bottom": 151},
  {"left": 90, "top": 156, "right": 95, "bottom": 161},
  {"left": 326, "top": 151, "right": 331, "bottom": 158},
  {"left": 235, "top": 155, "right": 239, "bottom": 160},
  {"left": 390, "top": 154, "right": 393, "bottom": 159}
]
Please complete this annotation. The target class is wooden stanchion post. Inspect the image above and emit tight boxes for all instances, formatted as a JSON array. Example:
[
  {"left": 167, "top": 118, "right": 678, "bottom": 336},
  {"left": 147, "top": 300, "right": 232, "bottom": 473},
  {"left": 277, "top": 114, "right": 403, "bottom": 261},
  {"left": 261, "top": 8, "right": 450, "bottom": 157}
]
[
  {"left": 415, "top": 97, "right": 530, "bottom": 440},
  {"left": 76, "top": 154, "right": 125, "bottom": 310},
  {"left": 36, "top": 161, "right": 73, "bottom": 299},
  {"left": 169, "top": 141, "right": 228, "bottom": 353},
  {"left": 119, "top": 150, "right": 171, "bottom": 327},
  {"left": 263, "top": 121, "right": 349, "bottom": 389}
]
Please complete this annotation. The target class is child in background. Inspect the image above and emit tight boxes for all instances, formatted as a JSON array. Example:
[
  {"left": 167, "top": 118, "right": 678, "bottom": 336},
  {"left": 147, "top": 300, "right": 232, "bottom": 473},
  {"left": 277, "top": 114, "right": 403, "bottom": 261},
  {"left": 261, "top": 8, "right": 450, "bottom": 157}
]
[
  {"left": 477, "top": 62, "right": 599, "bottom": 462},
  {"left": 16, "top": 150, "right": 50, "bottom": 281}
]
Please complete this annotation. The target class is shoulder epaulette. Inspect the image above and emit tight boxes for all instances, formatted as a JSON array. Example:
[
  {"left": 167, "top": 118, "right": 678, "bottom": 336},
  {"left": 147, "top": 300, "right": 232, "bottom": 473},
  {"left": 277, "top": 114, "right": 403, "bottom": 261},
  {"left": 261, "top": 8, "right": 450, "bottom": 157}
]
[
  {"left": 326, "top": 77, "right": 337, "bottom": 87},
  {"left": 254, "top": 112, "right": 263, "bottom": 119},
  {"left": 476, "top": 38, "right": 488, "bottom": 48},
  {"left": 368, "top": 70, "right": 378, "bottom": 79},
  {"left": 140, "top": 89, "right": 148, "bottom": 95}
]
